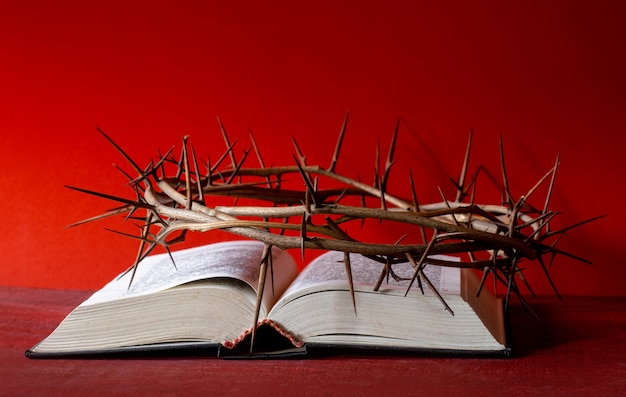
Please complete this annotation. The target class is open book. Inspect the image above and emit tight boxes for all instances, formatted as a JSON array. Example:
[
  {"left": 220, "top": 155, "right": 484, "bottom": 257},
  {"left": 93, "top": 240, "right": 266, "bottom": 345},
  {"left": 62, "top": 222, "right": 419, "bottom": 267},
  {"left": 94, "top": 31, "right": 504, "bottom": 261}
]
[{"left": 26, "top": 241, "right": 510, "bottom": 358}]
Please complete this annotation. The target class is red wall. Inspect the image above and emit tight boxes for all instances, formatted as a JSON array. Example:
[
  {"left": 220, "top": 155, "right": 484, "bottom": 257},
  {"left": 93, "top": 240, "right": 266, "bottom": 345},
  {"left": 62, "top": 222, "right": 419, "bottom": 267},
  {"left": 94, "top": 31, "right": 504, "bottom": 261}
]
[{"left": 1, "top": 1, "right": 624, "bottom": 296}]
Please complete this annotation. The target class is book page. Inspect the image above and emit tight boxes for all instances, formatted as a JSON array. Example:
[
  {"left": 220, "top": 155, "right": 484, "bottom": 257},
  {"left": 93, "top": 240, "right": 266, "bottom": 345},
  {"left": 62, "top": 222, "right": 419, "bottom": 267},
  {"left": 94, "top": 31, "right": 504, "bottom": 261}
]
[
  {"left": 268, "top": 252, "right": 506, "bottom": 352},
  {"left": 82, "top": 241, "right": 298, "bottom": 309},
  {"left": 283, "top": 251, "right": 460, "bottom": 298}
]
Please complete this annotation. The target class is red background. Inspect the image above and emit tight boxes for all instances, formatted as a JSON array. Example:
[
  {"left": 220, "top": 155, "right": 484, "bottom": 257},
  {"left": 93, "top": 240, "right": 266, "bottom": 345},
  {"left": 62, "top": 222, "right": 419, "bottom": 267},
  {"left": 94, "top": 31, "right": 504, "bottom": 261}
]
[{"left": 1, "top": 1, "right": 624, "bottom": 296}]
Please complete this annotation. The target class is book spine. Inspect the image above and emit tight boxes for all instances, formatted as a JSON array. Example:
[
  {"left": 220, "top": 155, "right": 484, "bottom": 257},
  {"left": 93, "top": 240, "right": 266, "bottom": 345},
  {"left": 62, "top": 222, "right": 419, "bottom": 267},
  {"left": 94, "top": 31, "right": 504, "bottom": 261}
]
[
  {"left": 460, "top": 268, "right": 507, "bottom": 346},
  {"left": 221, "top": 318, "right": 304, "bottom": 350}
]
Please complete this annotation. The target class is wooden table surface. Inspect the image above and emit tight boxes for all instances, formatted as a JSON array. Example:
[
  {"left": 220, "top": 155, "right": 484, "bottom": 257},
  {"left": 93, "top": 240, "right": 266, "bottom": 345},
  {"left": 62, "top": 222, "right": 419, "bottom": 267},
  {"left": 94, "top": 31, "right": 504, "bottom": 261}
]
[{"left": 1, "top": 286, "right": 625, "bottom": 396}]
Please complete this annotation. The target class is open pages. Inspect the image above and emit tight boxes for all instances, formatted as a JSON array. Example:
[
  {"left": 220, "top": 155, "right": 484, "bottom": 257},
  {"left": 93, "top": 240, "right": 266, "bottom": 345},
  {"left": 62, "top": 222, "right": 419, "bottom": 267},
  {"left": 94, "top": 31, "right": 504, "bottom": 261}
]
[
  {"left": 29, "top": 241, "right": 297, "bottom": 354},
  {"left": 268, "top": 252, "right": 505, "bottom": 352},
  {"left": 83, "top": 240, "right": 298, "bottom": 313}
]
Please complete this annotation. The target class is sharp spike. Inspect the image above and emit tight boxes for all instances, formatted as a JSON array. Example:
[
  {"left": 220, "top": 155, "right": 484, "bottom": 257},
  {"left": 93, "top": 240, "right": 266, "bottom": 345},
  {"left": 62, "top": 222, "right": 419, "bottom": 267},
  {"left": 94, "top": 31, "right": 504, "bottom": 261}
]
[
  {"left": 499, "top": 134, "right": 514, "bottom": 207},
  {"left": 291, "top": 137, "right": 306, "bottom": 166},
  {"left": 343, "top": 253, "right": 357, "bottom": 315},
  {"left": 455, "top": 129, "right": 473, "bottom": 202},
  {"left": 294, "top": 155, "right": 319, "bottom": 207},
  {"left": 536, "top": 253, "right": 562, "bottom": 301},
  {"left": 65, "top": 185, "right": 154, "bottom": 210},
  {"left": 373, "top": 138, "right": 380, "bottom": 188},
  {"left": 405, "top": 230, "right": 438, "bottom": 296},
  {"left": 181, "top": 136, "right": 192, "bottom": 210},
  {"left": 210, "top": 138, "right": 239, "bottom": 174},
  {"left": 543, "top": 214, "right": 606, "bottom": 240},
  {"left": 250, "top": 245, "right": 271, "bottom": 353},
  {"left": 543, "top": 152, "right": 560, "bottom": 216},
  {"left": 225, "top": 146, "right": 251, "bottom": 185},
  {"left": 249, "top": 129, "right": 273, "bottom": 189},
  {"left": 95, "top": 126, "right": 143, "bottom": 175},
  {"left": 374, "top": 256, "right": 391, "bottom": 292},
  {"left": 190, "top": 143, "right": 203, "bottom": 203},
  {"left": 380, "top": 118, "right": 400, "bottom": 192},
  {"left": 329, "top": 110, "right": 349, "bottom": 172},
  {"left": 217, "top": 117, "right": 237, "bottom": 168},
  {"left": 523, "top": 164, "right": 559, "bottom": 205}
]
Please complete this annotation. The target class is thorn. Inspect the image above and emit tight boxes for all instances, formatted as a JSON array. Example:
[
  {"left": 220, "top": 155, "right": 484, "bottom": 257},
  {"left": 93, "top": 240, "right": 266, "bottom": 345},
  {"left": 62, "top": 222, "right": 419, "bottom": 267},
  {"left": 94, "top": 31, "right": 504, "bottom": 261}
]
[
  {"left": 542, "top": 214, "right": 606, "bottom": 240},
  {"left": 536, "top": 253, "right": 562, "bottom": 301},
  {"left": 421, "top": 268, "right": 454, "bottom": 315},
  {"left": 329, "top": 110, "right": 349, "bottom": 172},
  {"left": 504, "top": 258, "right": 518, "bottom": 309},
  {"left": 126, "top": 238, "right": 161, "bottom": 289},
  {"left": 250, "top": 246, "right": 270, "bottom": 353},
  {"left": 65, "top": 185, "right": 155, "bottom": 210},
  {"left": 543, "top": 152, "right": 560, "bottom": 216},
  {"left": 455, "top": 129, "right": 473, "bottom": 202},
  {"left": 210, "top": 138, "right": 239, "bottom": 175},
  {"left": 523, "top": 163, "right": 560, "bottom": 205},
  {"left": 291, "top": 137, "right": 306, "bottom": 166},
  {"left": 182, "top": 136, "right": 192, "bottom": 210},
  {"left": 515, "top": 267, "right": 536, "bottom": 297},
  {"left": 374, "top": 256, "right": 391, "bottom": 292},
  {"left": 225, "top": 146, "right": 251, "bottom": 185},
  {"left": 163, "top": 245, "right": 178, "bottom": 271},
  {"left": 217, "top": 117, "right": 237, "bottom": 168},
  {"left": 405, "top": 230, "right": 438, "bottom": 296},
  {"left": 343, "top": 253, "right": 357, "bottom": 315},
  {"left": 249, "top": 129, "right": 266, "bottom": 168},
  {"left": 300, "top": 211, "right": 308, "bottom": 262},
  {"left": 469, "top": 172, "right": 477, "bottom": 205},
  {"left": 65, "top": 206, "right": 133, "bottom": 228},
  {"left": 190, "top": 143, "right": 203, "bottom": 203},
  {"left": 523, "top": 212, "right": 558, "bottom": 242},
  {"left": 268, "top": 245, "right": 275, "bottom": 298},
  {"left": 132, "top": 145, "right": 176, "bottom": 188},
  {"left": 324, "top": 216, "right": 354, "bottom": 241},
  {"left": 249, "top": 129, "right": 273, "bottom": 188},
  {"left": 547, "top": 234, "right": 564, "bottom": 268},
  {"left": 499, "top": 134, "right": 514, "bottom": 207},
  {"left": 373, "top": 138, "right": 380, "bottom": 188},
  {"left": 334, "top": 187, "right": 349, "bottom": 204},
  {"left": 409, "top": 170, "right": 419, "bottom": 211},
  {"left": 112, "top": 163, "right": 144, "bottom": 192},
  {"left": 438, "top": 187, "right": 459, "bottom": 226},
  {"left": 378, "top": 174, "right": 387, "bottom": 211},
  {"left": 380, "top": 118, "right": 399, "bottom": 191},
  {"left": 294, "top": 155, "right": 319, "bottom": 207},
  {"left": 95, "top": 126, "right": 143, "bottom": 175},
  {"left": 408, "top": 170, "right": 427, "bottom": 243}
]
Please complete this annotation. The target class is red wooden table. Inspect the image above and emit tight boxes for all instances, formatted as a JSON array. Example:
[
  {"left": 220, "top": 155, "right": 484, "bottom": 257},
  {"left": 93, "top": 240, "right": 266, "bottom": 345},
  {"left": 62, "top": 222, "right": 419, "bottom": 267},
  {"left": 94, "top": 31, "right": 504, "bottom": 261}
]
[{"left": 2, "top": 286, "right": 625, "bottom": 396}]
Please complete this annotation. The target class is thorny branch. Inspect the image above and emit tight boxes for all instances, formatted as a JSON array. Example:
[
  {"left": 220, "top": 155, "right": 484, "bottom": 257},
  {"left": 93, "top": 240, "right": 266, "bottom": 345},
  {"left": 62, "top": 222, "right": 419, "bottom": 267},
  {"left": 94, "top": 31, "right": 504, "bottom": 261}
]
[{"left": 67, "top": 116, "right": 603, "bottom": 347}]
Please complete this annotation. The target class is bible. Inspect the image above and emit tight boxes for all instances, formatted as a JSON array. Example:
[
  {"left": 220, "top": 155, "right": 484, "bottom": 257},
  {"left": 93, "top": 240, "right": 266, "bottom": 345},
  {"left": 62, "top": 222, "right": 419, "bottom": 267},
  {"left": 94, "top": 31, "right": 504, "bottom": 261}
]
[{"left": 26, "top": 240, "right": 510, "bottom": 358}]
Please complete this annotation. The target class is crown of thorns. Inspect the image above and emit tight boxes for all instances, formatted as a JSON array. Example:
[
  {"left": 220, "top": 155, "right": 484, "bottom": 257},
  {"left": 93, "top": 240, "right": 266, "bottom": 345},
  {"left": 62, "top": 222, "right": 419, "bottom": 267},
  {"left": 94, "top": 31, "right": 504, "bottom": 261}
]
[{"left": 68, "top": 114, "right": 601, "bottom": 326}]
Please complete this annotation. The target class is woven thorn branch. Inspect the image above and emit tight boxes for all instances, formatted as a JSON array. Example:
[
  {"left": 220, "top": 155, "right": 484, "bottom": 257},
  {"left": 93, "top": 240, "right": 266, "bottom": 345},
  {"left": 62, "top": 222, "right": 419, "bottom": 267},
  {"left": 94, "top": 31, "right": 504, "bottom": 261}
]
[{"left": 67, "top": 115, "right": 603, "bottom": 348}]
